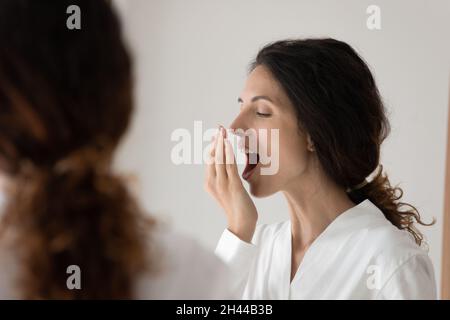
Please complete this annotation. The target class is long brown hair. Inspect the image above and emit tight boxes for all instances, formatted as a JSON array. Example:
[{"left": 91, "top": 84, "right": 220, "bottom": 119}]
[
  {"left": 252, "top": 39, "right": 434, "bottom": 246},
  {"left": 0, "top": 0, "right": 153, "bottom": 298}
]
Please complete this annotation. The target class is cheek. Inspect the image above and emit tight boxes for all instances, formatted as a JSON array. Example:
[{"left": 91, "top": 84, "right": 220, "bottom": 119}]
[
  {"left": 251, "top": 123, "right": 276, "bottom": 156},
  {"left": 250, "top": 134, "right": 308, "bottom": 197},
  {"left": 279, "top": 132, "right": 309, "bottom": 174},
  {"left": 255, "top": 121, "right": 308, "bottom": 172}
]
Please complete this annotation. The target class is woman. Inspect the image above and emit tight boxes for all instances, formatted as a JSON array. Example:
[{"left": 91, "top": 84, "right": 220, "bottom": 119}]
[
  {"left": 0, "top": 0, "right": 230, "bottom": 299},
  {"left": 206, "top": 39, "right": 437, "bottom": 299}
]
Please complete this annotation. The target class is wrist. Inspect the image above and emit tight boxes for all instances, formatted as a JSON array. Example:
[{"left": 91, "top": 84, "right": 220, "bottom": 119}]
[{"left": 227, "top": 220, "right": 256, "bottom": 243}]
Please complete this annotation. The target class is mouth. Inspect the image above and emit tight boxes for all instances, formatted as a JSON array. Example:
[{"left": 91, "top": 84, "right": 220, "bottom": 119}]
[{"left": 242, "top": 151, "right": 260, "bottom": 181}]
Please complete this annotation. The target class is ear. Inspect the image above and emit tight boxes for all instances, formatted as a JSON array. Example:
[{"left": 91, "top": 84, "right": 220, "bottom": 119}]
[{"left": 306, "top": 134, "right": 315, "bottom": 152}]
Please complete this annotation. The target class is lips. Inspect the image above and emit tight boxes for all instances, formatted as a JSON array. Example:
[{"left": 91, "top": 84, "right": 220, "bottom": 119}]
[{"left": 242, "top": 151, "right": 259, "bottom": 181}]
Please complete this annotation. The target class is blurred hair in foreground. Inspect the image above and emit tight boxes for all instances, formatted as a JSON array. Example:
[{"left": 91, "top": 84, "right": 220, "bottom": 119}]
[{"left": 0, "top": 0, "right": 154, "bottom": 299}]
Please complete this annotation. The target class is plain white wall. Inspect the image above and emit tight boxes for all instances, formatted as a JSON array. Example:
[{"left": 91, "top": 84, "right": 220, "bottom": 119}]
[{"left": 113, "top": 0, "right": 450, "bottom": 293}]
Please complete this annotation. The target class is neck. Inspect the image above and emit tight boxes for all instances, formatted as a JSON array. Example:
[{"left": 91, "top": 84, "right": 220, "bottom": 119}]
[{"left": 282, "top": 170, "right": 355, "bottom": 250}]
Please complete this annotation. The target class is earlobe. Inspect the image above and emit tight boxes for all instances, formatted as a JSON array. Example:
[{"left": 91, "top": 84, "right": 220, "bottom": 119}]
[{"left": 306, "top": 135, "right": 315, "bottom": 152}]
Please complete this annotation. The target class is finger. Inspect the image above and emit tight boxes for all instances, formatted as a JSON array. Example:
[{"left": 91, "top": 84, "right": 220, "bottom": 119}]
[
  {"left": 215, "top": 127, "right": 227, "bottom": 180},
  {"left": 224, "top": 138, "right": 239, "bottom": 180},
  {"left": 209, "top": 134, "right": 217, "bottom": 158},
  {"left": 206, "top": 136, "right": 216, "bottom": 178}
]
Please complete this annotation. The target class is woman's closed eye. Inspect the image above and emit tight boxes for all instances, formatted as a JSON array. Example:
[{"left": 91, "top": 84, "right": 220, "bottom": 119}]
[{"left": 256, "top": 111, "right": 272, "bottom": 118}]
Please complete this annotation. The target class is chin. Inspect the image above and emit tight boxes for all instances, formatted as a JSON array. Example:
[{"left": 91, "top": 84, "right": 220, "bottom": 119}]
[{"left": 247, "top": 177, "right": 278, "bottom": 198}]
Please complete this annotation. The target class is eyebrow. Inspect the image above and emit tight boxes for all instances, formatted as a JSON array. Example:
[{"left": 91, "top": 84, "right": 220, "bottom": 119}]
[{"left": 237, "top": 95, "right": 274, "bottom": 104}]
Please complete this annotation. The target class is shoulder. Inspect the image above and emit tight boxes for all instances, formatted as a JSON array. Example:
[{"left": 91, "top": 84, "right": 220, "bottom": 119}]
[
  {"left": 363, "top": 219, "right": 435, "bottom": 287},
  {"left": 351, "top": 201, "right": 430, "bottom": 265},
  {"left": 0, "top": 227, "right": 21, "bottom": 299},
  {"left": 135, "top": 223, "right": 232, "bottom": 299},
  {"left": 344, "top": 200, "right": 436, "bottom": 298}
]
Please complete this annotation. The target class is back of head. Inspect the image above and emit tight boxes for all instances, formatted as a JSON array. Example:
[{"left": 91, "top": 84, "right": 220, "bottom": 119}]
[{"left": 0, "top": 0, "right": 152, "bottom": 299}]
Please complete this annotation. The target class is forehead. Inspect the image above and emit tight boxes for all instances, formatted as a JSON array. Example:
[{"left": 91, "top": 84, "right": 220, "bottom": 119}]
[{"left": 241, "top": 65, "right": 290, "bottom": 106}]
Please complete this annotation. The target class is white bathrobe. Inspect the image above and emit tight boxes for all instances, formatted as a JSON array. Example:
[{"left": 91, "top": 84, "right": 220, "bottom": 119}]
[
  {"left": 0, "top": 223, "right": 232, "bottom": 299},
  {"left": 215, "top": 199, "right": 437, "bottom": 299},
  {"left": 0, "top": 185, "right": 232, "bottom": 299}
]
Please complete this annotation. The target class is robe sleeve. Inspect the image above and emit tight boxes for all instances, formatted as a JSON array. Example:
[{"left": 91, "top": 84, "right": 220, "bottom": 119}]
[
  {"left": 375, "top": 254, "right": 437, "bottom": 300},
  {"left": 214, "top": 228, "right": 258, "bottom": 299}
]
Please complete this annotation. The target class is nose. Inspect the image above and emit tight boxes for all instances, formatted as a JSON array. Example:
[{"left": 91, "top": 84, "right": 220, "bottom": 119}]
[
  {"left": 229, "top": 112, "right": 248, "bottom": 137},
  {"left": 229, "top": 111, "right": 255, "bottom": 152}
]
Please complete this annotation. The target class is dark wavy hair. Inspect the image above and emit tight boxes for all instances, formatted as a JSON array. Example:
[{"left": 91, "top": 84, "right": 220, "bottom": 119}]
[
  {"left": 0, "top": 0, "right": 153, "bottom": 298},
  {"left": 251, "top": 38, "right": 434, "bottom": 245}
]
